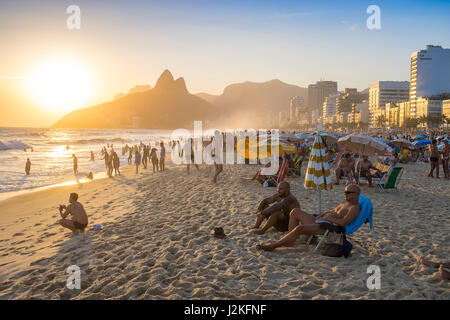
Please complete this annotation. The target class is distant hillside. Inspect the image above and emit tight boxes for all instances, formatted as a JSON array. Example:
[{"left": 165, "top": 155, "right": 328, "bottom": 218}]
[
  {"left": 197, "top": 79, "right": 307, "bottom": 127},
  {"left": 194, "top": 92, "right": 219, "bottom": 104},
  {"left": 114, "top": 85, "right": 152, "bottom": 100},
  {"left": 52, "top": 70, "right": 217, "bottom": 129}
]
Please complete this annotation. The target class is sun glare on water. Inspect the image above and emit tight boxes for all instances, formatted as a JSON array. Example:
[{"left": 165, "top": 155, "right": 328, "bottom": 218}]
[{"left": 27, "top": 59, "right": 94, "bottom": 112}]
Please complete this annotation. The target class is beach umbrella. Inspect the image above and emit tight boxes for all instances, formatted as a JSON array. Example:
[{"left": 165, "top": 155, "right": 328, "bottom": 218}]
[
  {"left": 438, "top": 143, "right": 444, "bottom": 152},
  {"left": 414, "top": 134, "right": 427, "bottom": 140},
  {"left": 304, "top": 135, "right": 333, "bottom": 213},
  {"left": 338, "top": 135, "right": 389, "bottom": 184},
  {"left": 413, "top": 139, "right": 431, "bottom": 147},
  {"left": 258, "top": 138, "right": 296, "bottom": 155},
  {"left": 392, "top": 138, "right": 412, "bottom": 148},
  {"left": 337, "top": 135, "right": 388, "bottom": 156},
  {"left": 313, "top": 131, "right": 339, "bottom": 142},
  {"left": 295, "top": 133, "right": 312, "bottom": 140}
]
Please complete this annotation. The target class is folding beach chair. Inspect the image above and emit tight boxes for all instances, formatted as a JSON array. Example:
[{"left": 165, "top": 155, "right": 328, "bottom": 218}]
[
  {"left": 376, "top": 167, "right": 403, "bottom": 192},
  {"left": 330, "top": 151, "right": 343, "bottom": 169},
  {"left": 309, "top": 194, "right": 374, "bottom": 253},
  {"left": 268, "top": 158, "right": 288, "bottom": 185}
]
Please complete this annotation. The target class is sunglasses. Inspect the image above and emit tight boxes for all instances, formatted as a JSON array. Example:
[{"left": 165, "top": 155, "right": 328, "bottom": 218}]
[{"left": 344, "top": 191, "right": 356, "bottom": 195}]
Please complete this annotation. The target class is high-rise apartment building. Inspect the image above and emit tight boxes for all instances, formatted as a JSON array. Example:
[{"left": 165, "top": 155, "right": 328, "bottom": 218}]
[
  {"left": 307, "top": 81, "right": 338, "bottom": 114},
  {"left": 410, "top": 45, "right": 450, "bottom": 118},
  {"left": 368, "top": 81, "right": 410, "bottom": 127}
]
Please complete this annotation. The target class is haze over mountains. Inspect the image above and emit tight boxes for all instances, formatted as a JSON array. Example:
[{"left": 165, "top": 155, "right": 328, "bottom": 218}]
[{"left": 53, "top": 70, "right": 308, "bottom": 129}]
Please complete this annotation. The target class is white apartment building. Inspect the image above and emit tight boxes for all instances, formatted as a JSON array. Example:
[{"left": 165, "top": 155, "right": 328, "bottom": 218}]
[{"left": 410, "top": 45, "right": 450, "bottom": 118}]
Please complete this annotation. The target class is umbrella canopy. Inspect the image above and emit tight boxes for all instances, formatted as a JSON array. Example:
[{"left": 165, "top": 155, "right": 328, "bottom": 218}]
[
  {"left": 337, "top": 135, "right": 388, "bottom": 156},
  {"left": 295, "top": 133, "right": 312, "bottom": 140},
  {"left": 413, "top": 139, "right": 431, "bottom": 147},
  {"left": 414, "top": 134, "right": 427, "bottom": 140},
  {"left": 304, "top": 135, "right": 333, "bottom": 191},
  {"left": 392, "top": 138, "right": 412, "bottom": 147},
  {"left": 258, "top": 138, "right": 297, "bottom": 155},
  {"left": 313, "top": 131, "right": 339, "bottom": 142}
]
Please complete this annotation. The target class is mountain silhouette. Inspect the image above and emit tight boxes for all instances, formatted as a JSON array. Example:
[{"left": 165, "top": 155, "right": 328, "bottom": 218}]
[
  {"left": 195, "top": 79, "right": 307, "bottom": 127},
  {"left": 52, "top": 70, "right": 216, "bottom": 129}
]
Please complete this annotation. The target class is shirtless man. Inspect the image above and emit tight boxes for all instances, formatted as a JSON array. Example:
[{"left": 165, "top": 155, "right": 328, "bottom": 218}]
[
  {"left": 335, "top": 153, "right": 356, "bottom": 185},
  {"left": 441, "top": 139, "right": 449, "bottom": 179},
  {"left": 428, "top": 140, "right": 439, "bottom": 178},
  {"left": 257, "top": 184, "right": 361, "bottom": 251},
  {"left": 356, "top": 155, "right": 380, "bottom": 187},
  {"left": 251, "top": 182, "right": 300, "bottom": 235},
  {"left": 25, "top": 158, "right": 31, "bottom": 175},
  {"left": 58, "top": 193, "right": 88, "bottom": 232}
]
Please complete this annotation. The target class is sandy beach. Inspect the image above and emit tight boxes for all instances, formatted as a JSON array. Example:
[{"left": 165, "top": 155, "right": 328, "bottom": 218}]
[{"left": 0, "top": 159, "right": 448, "bottom": 300}]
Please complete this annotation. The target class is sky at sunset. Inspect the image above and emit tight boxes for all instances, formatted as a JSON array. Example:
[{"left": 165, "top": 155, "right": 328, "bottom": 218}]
[{"left": 1, "top": 0, "right": 449, "bottom": 127}]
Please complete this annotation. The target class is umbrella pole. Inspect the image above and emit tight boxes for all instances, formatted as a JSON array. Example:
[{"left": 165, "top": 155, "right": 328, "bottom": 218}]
[{"left": 318, "top": 189, "right": 321, "bottom": 214}]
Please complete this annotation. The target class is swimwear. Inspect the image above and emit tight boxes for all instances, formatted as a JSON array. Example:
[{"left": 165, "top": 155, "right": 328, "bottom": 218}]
[
  {"left": 73, "top": 221, "right": 87, "bottom": 230},
  {"left": 430, "top": 157, "right": 438, "bottom": 162}
]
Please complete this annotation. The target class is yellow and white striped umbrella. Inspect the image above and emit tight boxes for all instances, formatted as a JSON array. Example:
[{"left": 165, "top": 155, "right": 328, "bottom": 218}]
[{"left": 304, "top": 135, "right": 333, "bottom": 191}]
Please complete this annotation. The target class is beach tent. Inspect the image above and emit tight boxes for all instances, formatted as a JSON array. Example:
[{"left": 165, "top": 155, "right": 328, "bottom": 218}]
[
  {"left": 304, "top": 135, "right": 333, "bottom": 213},
  {"left": 412, "top": 139, "right": 431, "bottom": 147}
]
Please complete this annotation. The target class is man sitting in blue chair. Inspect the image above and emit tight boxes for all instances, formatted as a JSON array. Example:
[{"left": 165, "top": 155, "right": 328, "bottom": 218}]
[{"left": 257, "top": 184, "right": 363, "bottom": 252}]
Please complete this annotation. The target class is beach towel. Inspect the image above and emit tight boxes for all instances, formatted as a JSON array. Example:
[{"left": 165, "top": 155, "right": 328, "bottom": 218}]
[{"left": 344, "top": 194, "right": 373, "bottom": 235}]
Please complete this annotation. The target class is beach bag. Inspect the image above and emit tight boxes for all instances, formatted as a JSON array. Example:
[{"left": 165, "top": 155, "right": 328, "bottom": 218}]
[
  {"left": 342, "top": 236, "right": 353, "bottom": 258},
  {"left": 322, "top": 232, "right": 344, "bottom": 257}
]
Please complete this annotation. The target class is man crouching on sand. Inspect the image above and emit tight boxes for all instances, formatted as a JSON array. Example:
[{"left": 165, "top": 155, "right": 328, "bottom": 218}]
[
  {"left": 250, "top": 181, "right": 300, "bottom": 235},
  {"left": 256, "top": 184, "right": 361, "bottom": 251},
  {"left": 59, "top": 193, "right": 88, "bottom": 233}
]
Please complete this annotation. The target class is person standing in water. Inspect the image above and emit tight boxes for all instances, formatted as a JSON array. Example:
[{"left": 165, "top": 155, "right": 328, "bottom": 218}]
[
  {"left": 72, "top": 154, "right": 78, "bottom": 175},
  {"left": 90, "top": 150, "right": 95, "bottom": 161},
  {"left": 25, "top": 158, "right": 31, "bottom": 175},
  {"left": 160, "top": 142, "right": 166, "bottom": 171}
]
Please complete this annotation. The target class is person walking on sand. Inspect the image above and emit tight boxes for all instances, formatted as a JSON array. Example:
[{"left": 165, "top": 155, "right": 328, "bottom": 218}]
[
  {"left": 182, "top": 138, "right": 199, "bottom": 174},
  {"left": 150, "top": 148, "right": 159, "bottom": 173},
  {"left": 159, "top": 142, "right": 166, "bottom": 171},
  {"left": 25, "top": 158, "right": 31, "bottom": 175},
  {"left": 135, "top": 150, "right": 141, "bottom": 174},
  {"left": 428, "top": 139, "right": 440, "bottom": 178},
  {"left": 58, "top": 193, "right": 88, "bottom": 233},
  {"left": 72, "top": 154, "right": 78, "bottom": 176},
  {"left": 112, "top": 151, "right": 121, "bottom": 176},
  {"left": 142, "top": 145, "right": 149, "bottom": 169}
]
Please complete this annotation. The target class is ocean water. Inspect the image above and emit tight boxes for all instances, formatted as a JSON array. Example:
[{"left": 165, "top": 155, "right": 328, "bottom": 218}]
[{"left": 0, "top": 128, "right": 175, "bottom": 195}]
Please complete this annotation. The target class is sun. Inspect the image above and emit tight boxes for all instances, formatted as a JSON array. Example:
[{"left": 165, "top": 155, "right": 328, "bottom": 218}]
[{"left": 26, "top": 59, "right": 94, "bottom": 112}]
